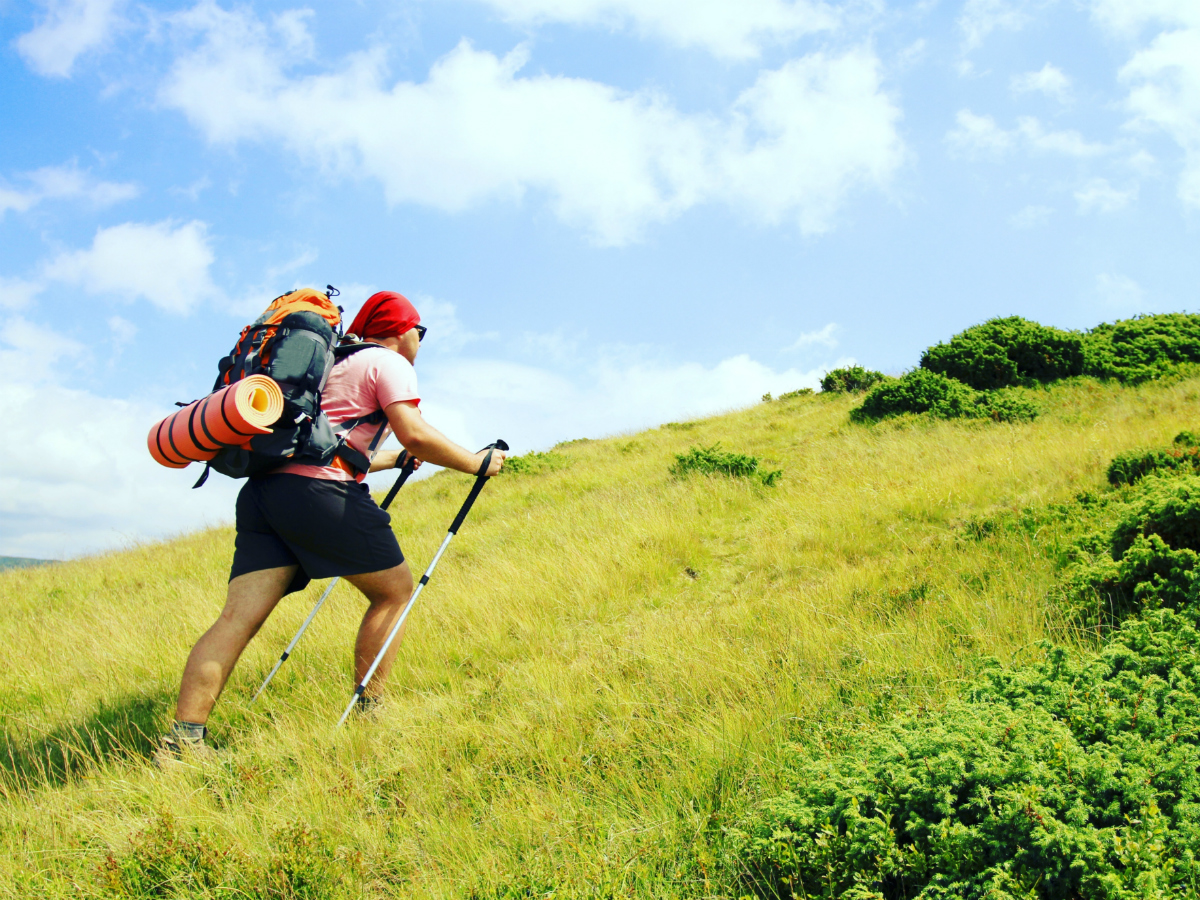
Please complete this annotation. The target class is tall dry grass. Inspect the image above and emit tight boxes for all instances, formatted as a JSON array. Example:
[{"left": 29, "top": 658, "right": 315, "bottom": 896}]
[{"left": 1, "top": 376, "right": 1197, "bottom": 897}]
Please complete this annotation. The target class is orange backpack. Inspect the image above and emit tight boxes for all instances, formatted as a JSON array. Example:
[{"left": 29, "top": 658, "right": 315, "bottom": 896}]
[{"left": 195, "top": 286, "right": 386, "bottom": 486}]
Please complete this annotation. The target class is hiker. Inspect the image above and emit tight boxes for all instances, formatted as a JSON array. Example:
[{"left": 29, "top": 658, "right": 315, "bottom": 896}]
[{"left": 158, "top": 291, "right": 505, "bottom": 761}]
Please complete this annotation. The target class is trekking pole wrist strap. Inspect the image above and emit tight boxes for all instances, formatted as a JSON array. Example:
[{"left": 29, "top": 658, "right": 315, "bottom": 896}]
[
  {"left": 473, "top": 439, "right": 508, "bottom": 477},
  {"left": 475, "top": 449, "right": 495, "bottom": 478}
]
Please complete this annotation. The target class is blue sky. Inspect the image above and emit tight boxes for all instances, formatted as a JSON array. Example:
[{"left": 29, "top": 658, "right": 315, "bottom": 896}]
[{"left": 1, "top": 0, "right": 1197, "bottom": 558}]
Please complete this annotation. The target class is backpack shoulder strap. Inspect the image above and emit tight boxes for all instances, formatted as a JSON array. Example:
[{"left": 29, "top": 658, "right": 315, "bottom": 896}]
[{"left": 333, "top": 340, "right": 388, "bottom": 361}]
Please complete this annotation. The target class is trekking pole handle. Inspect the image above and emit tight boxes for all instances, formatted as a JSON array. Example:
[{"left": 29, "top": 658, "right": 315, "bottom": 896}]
[
  {"left": 451, "top": 440, "right": 508, "bottom": 534},
  {"left": 379, "top": 451, "right": 417, "bottom": 512}
]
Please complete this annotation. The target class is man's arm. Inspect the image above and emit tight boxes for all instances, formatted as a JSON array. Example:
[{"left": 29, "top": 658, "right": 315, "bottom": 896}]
[
  {"left": 367, "top": 449, "right": 421, "bottom": 473},
  {"left": 384, "top": 401, "right": 505, "bottom": 476}
]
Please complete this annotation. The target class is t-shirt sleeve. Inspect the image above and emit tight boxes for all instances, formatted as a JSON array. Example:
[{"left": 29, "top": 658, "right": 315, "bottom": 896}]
[{"left": 371, "top": 352, "right": 420, "bottom": 410}]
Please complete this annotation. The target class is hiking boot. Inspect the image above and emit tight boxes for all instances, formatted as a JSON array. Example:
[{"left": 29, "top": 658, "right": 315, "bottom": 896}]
[{"left": 152, "top": 723, "right": 218, "bottom": 770}]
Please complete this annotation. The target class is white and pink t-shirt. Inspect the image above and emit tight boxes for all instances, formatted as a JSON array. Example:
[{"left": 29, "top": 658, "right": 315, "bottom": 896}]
[{"left": 277, "top": 346, "right": 420, "bottom": 482}]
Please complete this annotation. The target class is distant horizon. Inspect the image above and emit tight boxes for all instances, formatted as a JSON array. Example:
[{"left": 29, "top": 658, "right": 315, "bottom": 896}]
[{"left": 0, "top": 555, "right": 57, "bottom": 569}]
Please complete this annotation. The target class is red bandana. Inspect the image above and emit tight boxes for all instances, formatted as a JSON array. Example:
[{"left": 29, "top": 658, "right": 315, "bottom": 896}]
[{"left": 348, "top": 291, "right": 421, "bottom": 341}]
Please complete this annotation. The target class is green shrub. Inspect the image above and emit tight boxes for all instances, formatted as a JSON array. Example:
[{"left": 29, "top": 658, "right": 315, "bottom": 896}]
[
  {"left": 671, "top": 444, "right": 781, "bottom": 487},
  {"left": 502, "top": 451, "right": 568, "bottom": 476},
  {"left": 920, "top": 316, "right": 1085, "bottom": 390},
  {"left": 1084, "top": 313, "right": 1200, "bottom": 383},
  {"left": 850, "top": 370, "right": 1038, "bottom": 424},
  {"left": 820, "top": 367, "right": 889, "bottom": 394},
  {"left": 1108, "top": 447, "right": 1200, "bottom": 486},
  {"left": 100, "top": 811, "right": 240, "bottom": 897},
  {"left": 779, "top": 387, "right": 816, "bottom": 400},
  {"left": 730, "top": 609, "right": 1200, "bottom": 899},
  {"left": 1110, "top": 476, "right": 1200, "bottom": 558},
  {"left": 258, "top": 822, "right": 350, "bottom": 900},
  {"left": 1059, "top": 475, "right": 1200, "bottom": 628},
  {"left": 101, "top": 815, "right": 356, "bottom": 899}
]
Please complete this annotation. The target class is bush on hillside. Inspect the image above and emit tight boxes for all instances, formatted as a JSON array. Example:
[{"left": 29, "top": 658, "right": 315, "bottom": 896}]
[
  {"left": 779, "top": 387, "right": 815, "bottom": 400},
  {"left": 102, "top": 814, "right": 352, "bottom": 898},
  {"left": 1084, "top": 313, "right": 1200, "bottom": 383},
  {"left": 671, "top": 444, "right": 781, "bottom": 486},
  {"left": 1060, "top": 474, "right": 1200, "bottom": 628},
  {"left": 1107, "top": 446, "right": 1200, "bottom": 486},
  {"left": 920, "top": 316, "right": 1085, "bottom": 390},
  {"left": 850, "top": 370, "right": 1038, "bottom": 424},
  {"left": 731, "top": 607, "right": 1200, "bottom": 899},
  {"left": 503, "top": 451, "right": 569, "bottom": 476},
  {"left": 763, "top": 389, "right": 814, "bottom": 402},
  {"left": 732, "top": 468, "right": 1200, "bottom": 898},
  {"left": 1109, "top": 476, "right": 1200, "bottom": 559},
  {"left": 820, "top": 367, "right": 889, "bottom": 394}
]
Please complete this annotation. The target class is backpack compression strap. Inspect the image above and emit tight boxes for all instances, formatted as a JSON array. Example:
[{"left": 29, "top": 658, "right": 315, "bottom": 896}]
[{"left": 330, "top": 412, "right": 389, "bottom": 477}]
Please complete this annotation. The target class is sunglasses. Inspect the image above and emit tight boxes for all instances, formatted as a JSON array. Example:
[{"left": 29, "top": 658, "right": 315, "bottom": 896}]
[{"left": 414, "top": 324, "right": 427, "bottom": 342}]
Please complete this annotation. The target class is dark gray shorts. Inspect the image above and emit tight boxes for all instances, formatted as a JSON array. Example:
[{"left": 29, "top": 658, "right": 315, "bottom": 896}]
[{"left": 230, "top": 474, "right": 404, "bottom": 596}]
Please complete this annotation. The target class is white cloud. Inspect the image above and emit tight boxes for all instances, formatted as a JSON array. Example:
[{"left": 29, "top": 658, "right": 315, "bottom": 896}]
[
  {"left": 958, "top": 0, "right": 1040, "bottom": 53},
  {"left": 472, "top": 0, "right": 837, "bottom": 60},
  {"left": 0, "top": 276, "right": 44, "bottom": 310},
  {"left": 405, "top": 347, "right": 835, "bottom": 464},
  {"left": 15, "top": 0, "right": 124, "bottom": 78},
  {"left": 947, "top": 110, "right": 1014, "bottom": 154},
  {"left": 1017, "top": 117, "right": 1106, "bottom": 156},
  {"left": 1075, "top": 177, "right": 1136, "bottom": 213},
  {"left": 42, "top": 220, "right": 219, "bottom": 314},
  {"left": 1091, "top": 0, "right": 1199, "bottom": 37},
  {"left": 107, "top": 314, "right": 137, "bottom": 351},
  {"left": 785, "top": 322, "right": 838, "bottom": 351},
  {"left": 1096, "top": 272, "right": 1147, "bottom": 311},
  {"left": 895, "top": 39, "right": 927, "bottom": 71},
  {"left": 1009, "top": 204, "right": 1053, "bottom": 228},
  {"left": 158, "top": 4, "right": 903, "bottom": 245},
  {"left": 947, "top": 110, "right": 1107, "bottom": 158},
  {"left": 1011, "top": 63, "right": 1072, "bottom": 102},
  {"left": 0, "top": 313, "right": 236, "bottom": 558},
  {"left": 0, "top": 316, "right": 87, "bottom": 384},
  {"left": 0, "top": 386, "right": 238, "bottom": 559},
  {"left": 1099, "top": 2, "right": 1200, "bottom": 209},
  {"left": 0, "top": 162, "right": 138, "bottom": 216},
  {"left": 721, "top": 51, "right": 904, "bottom": 233}
]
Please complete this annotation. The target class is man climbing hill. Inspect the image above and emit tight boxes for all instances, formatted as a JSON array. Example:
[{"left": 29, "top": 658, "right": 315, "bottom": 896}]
[{"left": 157, "top": 291, "right": 505, "bottom": 763}]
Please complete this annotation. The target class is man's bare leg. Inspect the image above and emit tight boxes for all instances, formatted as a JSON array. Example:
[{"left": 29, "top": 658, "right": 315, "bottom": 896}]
[
  {"left": 175, "top": 565, "right": 298, "bottom": 724},
  {"left": 346, "top": 562, "right": 415, "bottom": 699}
]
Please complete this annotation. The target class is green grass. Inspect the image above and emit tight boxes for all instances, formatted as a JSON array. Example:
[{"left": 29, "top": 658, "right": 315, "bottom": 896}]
[{"left": 3, "top": 377, "right": 1200, "bottom": 897}]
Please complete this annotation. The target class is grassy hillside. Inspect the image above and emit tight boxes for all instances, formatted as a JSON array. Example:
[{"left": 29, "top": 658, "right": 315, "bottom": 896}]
[{"left": 2, "top": 375, "right": 1198, "bottom": 898}]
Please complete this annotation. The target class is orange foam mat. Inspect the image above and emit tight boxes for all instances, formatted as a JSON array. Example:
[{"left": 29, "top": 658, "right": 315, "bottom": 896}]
[{"left": 148, "top": 375, "right": 285, "bottom": 468}]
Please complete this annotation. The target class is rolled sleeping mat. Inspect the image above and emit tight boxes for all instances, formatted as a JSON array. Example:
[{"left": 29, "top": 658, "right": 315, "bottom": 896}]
[{"left": 148, "top": 375, "right": 285, "bottom": 468}]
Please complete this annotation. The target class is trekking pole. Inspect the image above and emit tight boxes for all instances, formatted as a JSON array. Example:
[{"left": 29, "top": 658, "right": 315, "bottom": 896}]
[
  {"left": 336, "top": 439, "right": 508, "bottom": 727},
  {"left": 250, "top": 451, "right": 418, "bottom": 704}
]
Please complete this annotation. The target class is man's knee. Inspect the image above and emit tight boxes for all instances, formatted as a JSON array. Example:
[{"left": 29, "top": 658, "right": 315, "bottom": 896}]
[
  {"left": 348, "top": 563, "right": 413, "bottom": 606},
  {"left": 218, "top": 566, "right": 295, "bottom": 635}
]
